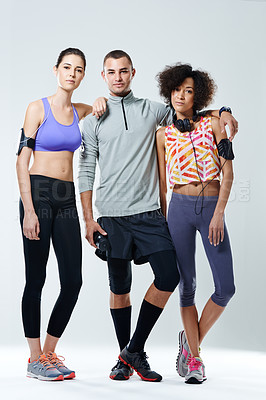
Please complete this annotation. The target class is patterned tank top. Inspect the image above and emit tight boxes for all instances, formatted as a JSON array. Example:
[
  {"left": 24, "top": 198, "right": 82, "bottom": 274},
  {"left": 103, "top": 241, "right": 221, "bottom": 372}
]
[{"left": 165, "top": 116, "right": 221, "bottom": 188}]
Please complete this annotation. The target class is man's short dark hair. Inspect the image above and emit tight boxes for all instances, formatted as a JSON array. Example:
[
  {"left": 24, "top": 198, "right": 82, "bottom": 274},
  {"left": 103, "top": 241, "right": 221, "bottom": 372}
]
[{"left": 103, "top": 50, "right": 133, "bottom": 69}]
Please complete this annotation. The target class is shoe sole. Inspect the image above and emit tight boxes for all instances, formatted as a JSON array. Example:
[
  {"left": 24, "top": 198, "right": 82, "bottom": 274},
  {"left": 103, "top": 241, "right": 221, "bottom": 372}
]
[
  {"left": 119, "top": 355, "right": 162, "bottom": 382},
  {"left": 109, "top": 373, "right": 133, "bottom": 381},
  {"left": 185, "top": 376, "right": 207, "bottom": 384},
  {"left": 185, "top": 377, "right": 203, "bottom": 384},
  {"left": 176, "top": 330, "right": 187, "bottom": 377},
  {"left": 27, "top": 372, "right": 64, "bottom": 381},
  {"left": 64, "top": 372, "right": 75, "bottom": 379}
]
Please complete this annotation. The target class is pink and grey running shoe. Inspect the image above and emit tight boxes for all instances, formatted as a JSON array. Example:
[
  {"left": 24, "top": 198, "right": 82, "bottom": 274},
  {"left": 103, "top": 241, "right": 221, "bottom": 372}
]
[
  {"left": 185, "top": 356, "right": 207, "bottom": 384},
  {"left": 176, "top": 330, "right": 191, "bottom": 377},
  {"left": 46, "top": 351, "right": 75, "bottom": 379}
]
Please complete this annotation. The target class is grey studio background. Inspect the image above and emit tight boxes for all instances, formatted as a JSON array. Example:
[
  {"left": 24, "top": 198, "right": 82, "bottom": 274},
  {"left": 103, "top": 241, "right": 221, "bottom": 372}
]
[{"left": 1, "top": 0, "right": 265, "bottom": 353}]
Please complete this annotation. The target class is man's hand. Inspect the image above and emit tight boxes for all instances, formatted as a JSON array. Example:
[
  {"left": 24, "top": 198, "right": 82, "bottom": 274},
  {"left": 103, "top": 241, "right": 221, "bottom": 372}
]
[
  {"left": 220, "top": 112, "right": 238, "bottom": 141},
  {"left": 92, "top": 97, "right": 108, "bottom": 119},
  {"left": 85, "top": 219, "right": 107, "bottom": 248}
]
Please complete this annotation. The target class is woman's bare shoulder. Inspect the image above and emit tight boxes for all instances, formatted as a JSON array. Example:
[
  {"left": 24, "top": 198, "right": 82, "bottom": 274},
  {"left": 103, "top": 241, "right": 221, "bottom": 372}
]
[
  {"left": 157, "top": 126, "right": 167, "bottom": 137},
  {"left": 26, "top": 99, "right": 43, "bottom": 114},
  {"left": 23, "top": 99, "right": 44, "bottom": 131}
]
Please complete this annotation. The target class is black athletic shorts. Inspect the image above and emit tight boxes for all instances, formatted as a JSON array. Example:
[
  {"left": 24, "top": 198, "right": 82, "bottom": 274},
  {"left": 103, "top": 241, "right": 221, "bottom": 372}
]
[{"left": 97, "top": 209, "right": 175, "bottom": 264}]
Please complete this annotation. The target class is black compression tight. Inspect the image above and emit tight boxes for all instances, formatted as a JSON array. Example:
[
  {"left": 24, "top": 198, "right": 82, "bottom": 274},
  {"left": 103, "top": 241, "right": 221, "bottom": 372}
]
[
  {"left": 20, "top": 175, "right": 82, "bottom": 338},
  {"left": 107, "top": 250, "right": 180, "bottom": 295}
]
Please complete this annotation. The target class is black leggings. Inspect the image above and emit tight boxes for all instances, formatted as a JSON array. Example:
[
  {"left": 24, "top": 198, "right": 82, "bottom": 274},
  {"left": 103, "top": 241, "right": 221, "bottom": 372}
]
[
  {"left": 107, "top": 250, "right": 180, "bottom": 295},
  {"left": 20, "top": 175, "right": 82, "bottom": 338}
]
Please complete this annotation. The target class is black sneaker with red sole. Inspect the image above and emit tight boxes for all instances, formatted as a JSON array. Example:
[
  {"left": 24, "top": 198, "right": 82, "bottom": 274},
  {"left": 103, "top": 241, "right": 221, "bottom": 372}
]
[
  {"left": 119, "top": 347, "right": 162, "bottom": 382},
  {"left": 109, "top": 360, "right": 134, "bottom": 381}
]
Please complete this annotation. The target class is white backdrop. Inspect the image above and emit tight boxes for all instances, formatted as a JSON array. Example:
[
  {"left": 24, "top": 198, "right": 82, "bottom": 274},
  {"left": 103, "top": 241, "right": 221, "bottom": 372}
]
[{"left": 1, "top": 0, "right": 265, "bottom": 352}]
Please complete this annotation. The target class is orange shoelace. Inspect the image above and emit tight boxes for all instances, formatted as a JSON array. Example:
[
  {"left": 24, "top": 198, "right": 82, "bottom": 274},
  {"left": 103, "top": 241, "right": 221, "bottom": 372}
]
[
  {"left": 46, "top": 352, "right": 65, "bottom": 368},
  {"left": 38, "top": 354, "right": 54, "bottom": 369}
]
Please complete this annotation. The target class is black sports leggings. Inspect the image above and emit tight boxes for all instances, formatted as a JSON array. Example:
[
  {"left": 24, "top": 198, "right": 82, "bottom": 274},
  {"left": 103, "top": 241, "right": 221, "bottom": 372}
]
[{"left": 19, "top": 175, "right": 82, "bottom": 338}]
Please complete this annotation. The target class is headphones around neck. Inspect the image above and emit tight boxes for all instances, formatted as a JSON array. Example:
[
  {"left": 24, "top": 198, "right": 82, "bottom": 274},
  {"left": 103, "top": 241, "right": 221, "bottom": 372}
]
[
  {"left": 174, "top": 117, "right": 194, "bottom": 132},
  {"left": 172, "top": 110, "right": 206, "bottom": 133}
]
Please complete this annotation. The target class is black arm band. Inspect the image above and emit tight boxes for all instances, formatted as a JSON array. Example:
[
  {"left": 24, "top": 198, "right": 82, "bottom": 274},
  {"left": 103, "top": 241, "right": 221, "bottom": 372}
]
[
  {"left": 17, "top": 128, "right": 35, "bottom": 155},
  {"left": 217, "top": 138, "right": 234, "bottom": 160}
]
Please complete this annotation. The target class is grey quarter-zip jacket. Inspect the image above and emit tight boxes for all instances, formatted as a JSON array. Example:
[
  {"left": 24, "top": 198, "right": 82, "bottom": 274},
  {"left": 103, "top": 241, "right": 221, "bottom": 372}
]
[{"left": 78, "top": 91, "right": 171, "bottom": 217}]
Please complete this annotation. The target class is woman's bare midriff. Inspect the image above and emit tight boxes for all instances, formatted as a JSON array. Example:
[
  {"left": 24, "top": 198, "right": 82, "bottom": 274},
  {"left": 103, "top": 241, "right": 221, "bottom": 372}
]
[
  {"left": 173, "top": 180, "right": 220, "bottom": 196},
  {"left": 30, "top": 151, "right": 74, "bottom": 181}
]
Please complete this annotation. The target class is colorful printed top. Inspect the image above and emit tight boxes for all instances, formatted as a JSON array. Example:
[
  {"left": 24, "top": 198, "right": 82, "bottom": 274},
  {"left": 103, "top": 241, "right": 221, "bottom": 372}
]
[{"left": 165, "top": 116, "right": 221, "bottom": 188}]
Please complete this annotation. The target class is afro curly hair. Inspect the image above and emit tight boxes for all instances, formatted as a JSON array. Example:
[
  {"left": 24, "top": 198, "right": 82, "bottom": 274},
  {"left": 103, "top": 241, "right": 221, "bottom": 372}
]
[{"left": 156, "top": 63, "right": 217, "bottom": 112}]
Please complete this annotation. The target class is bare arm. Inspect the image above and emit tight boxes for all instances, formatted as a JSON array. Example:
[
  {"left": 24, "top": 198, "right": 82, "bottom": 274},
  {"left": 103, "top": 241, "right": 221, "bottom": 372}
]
[
  {"left": 207, "top": 110, "right": 238, "bottom": 141},
  {"left": 78, "top": 115, "right": 107, "bottom": 247},
  {"left": 156, "top": 127, "right": 167, "bottom": 218},
  {"left": 80, "top": 191, "right": 107, "bottom": 248},
  {"left": 74, "top": 97, "right": 108, "bottom": 120},
  {"left": 208, "top": 117, "right": 234, "bottom": 246},
  {"left": 74, "top": 103, "right": 93, "bottom": 120},
  {"left": 16, "top": 101, "right": 43, "bottom": 240}
]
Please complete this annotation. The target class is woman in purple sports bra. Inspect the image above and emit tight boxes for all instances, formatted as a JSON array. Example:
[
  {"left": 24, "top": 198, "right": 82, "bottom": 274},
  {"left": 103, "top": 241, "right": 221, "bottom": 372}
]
[{"left": 16, "top": 48, "right": 106, "bottom": 381}]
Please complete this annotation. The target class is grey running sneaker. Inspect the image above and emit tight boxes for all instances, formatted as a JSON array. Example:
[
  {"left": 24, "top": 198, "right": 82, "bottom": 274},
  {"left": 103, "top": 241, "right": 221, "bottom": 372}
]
[
  {"left": 119, "top": 347, "right": 162, "bottom": 382},
  {"left": 176, "top": 330, "right": 191, "bottom": 377},
  {"left": 109, "top": 359, "right": 134, "bottom": 380},
  {"left": 27, "top": 354, "right": 64, "bottom": 381},
  {"left": 185, "top": 356, "right": 207, "bottom": 384},
  {"left": 46, "top": 351, "right": 75, "bottom": 379}
]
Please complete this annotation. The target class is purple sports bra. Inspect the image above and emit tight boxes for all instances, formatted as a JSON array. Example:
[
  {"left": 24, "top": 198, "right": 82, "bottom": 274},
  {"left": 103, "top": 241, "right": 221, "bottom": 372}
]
[{"left": 34, "top": 98, "right": 82, "bottom": 152}]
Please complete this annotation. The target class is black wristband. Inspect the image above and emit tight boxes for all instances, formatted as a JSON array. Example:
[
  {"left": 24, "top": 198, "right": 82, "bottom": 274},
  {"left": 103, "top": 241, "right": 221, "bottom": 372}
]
[{"left": 219, "top": 106, "right": 232, "bottom": 118}]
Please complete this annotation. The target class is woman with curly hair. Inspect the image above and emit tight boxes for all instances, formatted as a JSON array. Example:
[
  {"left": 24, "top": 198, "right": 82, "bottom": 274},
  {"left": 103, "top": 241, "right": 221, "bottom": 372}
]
[{"left": 156, "top": 64, "right": 235, "bottom": 384}]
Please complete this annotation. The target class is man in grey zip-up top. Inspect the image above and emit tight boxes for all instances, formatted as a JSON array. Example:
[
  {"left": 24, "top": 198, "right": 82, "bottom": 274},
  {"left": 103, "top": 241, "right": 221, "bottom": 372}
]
[
  {"left": 79, "top": 50, "right": 180, "bottom": 382},
  {"left": 78, "top": 50, "right": 238, "bottom": 382},
  {"left": 79, "top": 89, "right": 170, "bottom": 217}
]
